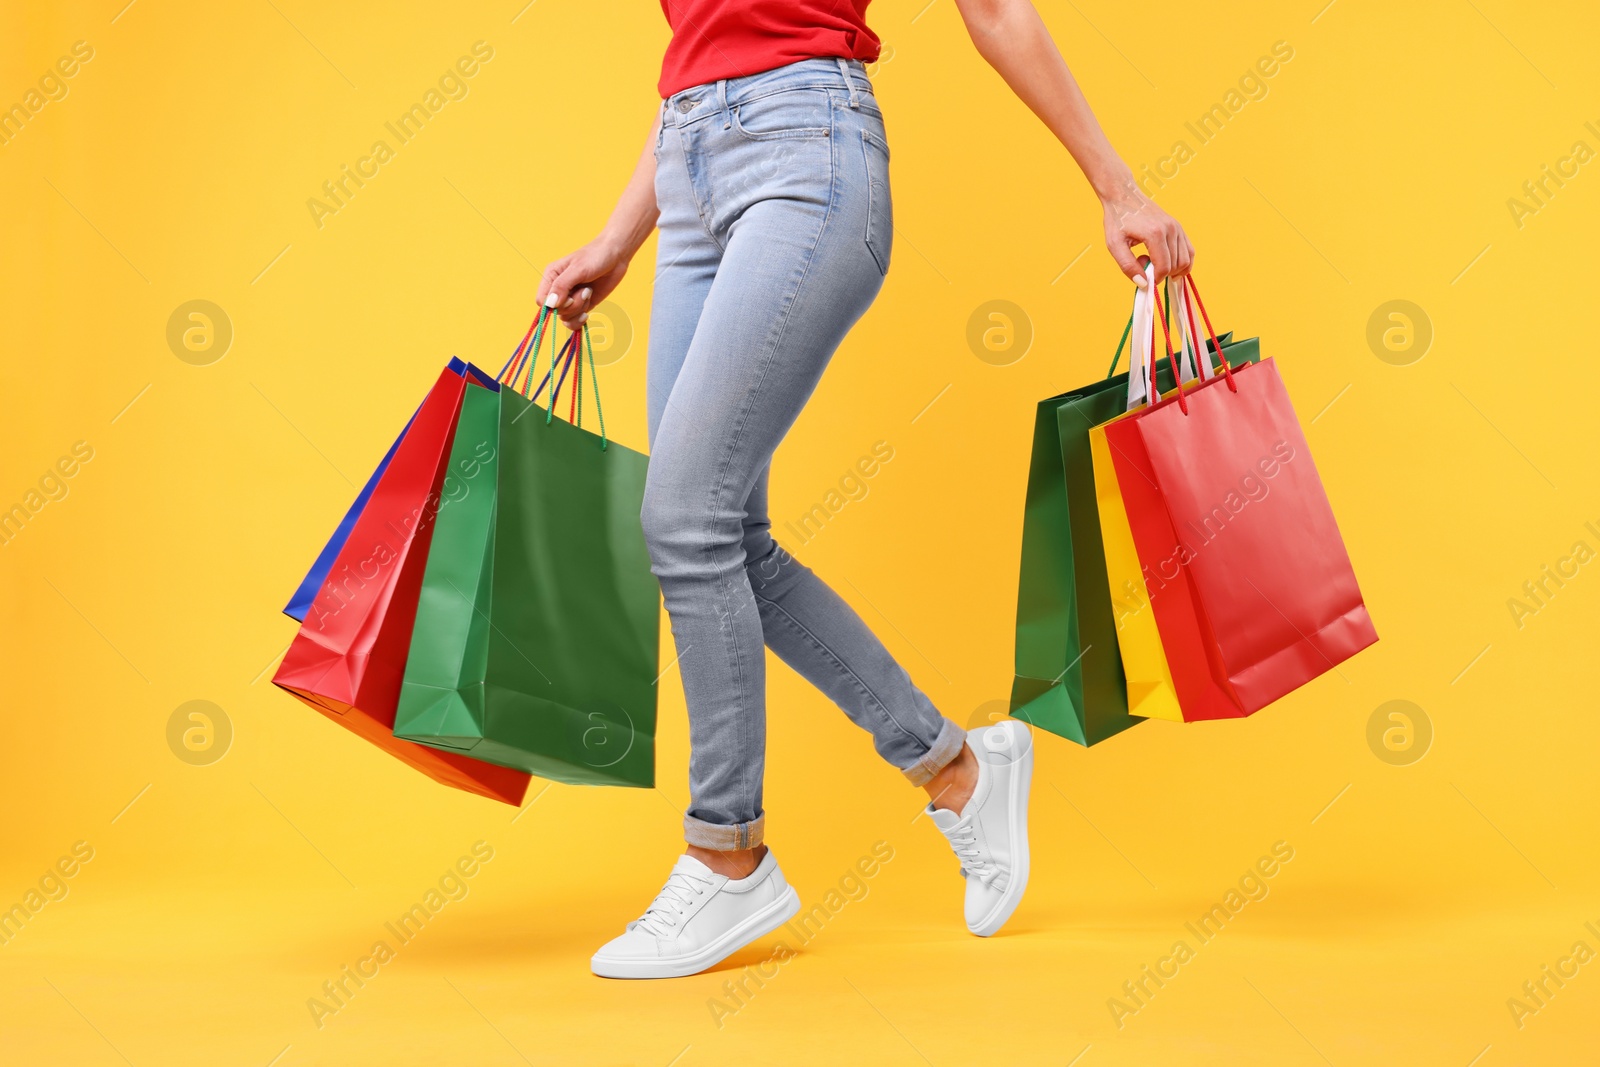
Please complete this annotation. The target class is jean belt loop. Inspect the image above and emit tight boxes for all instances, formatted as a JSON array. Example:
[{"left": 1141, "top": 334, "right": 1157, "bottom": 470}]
[
  {"left": 837, "top": 57, "right": 860, "bottom": 109},
  {"left": 718, "top": 78, "right": 732, "bottom": 129}
]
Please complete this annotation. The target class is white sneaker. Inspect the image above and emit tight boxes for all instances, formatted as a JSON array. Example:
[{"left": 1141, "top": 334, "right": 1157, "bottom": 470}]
[
  {"left": 590, "top": 849, "right": 801, "bottom": 979},
  {"left": 927, "top": 720, "right": 1033, "bottom": 937}
]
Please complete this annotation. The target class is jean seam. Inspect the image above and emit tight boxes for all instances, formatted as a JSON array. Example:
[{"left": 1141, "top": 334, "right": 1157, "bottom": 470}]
[
  {"left": 672, "top": 125, "right": 725, "bottom": 253},
  {"left": 904, "top": 720, "right": 965, "bottom": 785},
  {"left": 730, "top": 82, "right": 865, "bottom": 108},
  {"left": 684, "top": 811, "right": 765, "bottom": 849},
  {"left": 729, "top": 107, "right": 831, "bottom": 142},
  {"left": 752, "top": 589, "right": 926, "bottom": 748},
  {"left": 860, "top": 130, "right": 889, "bottom": 277}
]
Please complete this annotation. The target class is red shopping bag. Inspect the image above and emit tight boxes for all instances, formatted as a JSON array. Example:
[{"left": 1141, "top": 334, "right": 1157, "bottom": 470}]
[
  {"left": 1105, "top": 278, "right": 1377, "bottom": 718},
  {"left": 273, "top": 364, "right": 532, "bottom": 804}
]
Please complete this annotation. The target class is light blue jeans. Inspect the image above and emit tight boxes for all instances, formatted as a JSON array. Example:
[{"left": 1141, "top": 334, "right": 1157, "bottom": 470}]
[{"left": 646, "top": 58, "right": 965, "bottom": 851}]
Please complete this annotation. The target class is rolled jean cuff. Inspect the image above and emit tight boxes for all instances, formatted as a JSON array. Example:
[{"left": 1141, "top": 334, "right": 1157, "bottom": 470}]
[
  {"left": 684, "top": 811, "right": 765, "bottom": 851},
  {"left": 899, "top": 717, "right": 967, "bottom": 787}
]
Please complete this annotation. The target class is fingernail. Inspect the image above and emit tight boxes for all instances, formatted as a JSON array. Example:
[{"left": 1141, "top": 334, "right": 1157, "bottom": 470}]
[
  {"left": 1133, "top": 276, "right": 1148, "bottom": 288},
  {"left": 544, "top": 293, "right": 560, "bottom": 308},
  {"left": 577, "top": 312, "right": 589, "bottom": 324},
  {"left": 580, "top": 287, "right": 593, "bottom": 302}
]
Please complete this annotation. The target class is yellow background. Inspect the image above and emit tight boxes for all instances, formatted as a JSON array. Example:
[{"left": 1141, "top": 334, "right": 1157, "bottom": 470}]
[{"left": 3, "top": 0, "right": 1598, "bottom": 1063}]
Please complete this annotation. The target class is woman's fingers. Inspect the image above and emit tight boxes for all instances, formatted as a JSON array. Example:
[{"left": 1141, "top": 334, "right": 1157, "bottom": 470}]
[
  {"left": 536, "top": 255, "right": 574, "bottom": 306},
  {"left": 537, "top": 265, "right": 592, "bottom": 329},
  {"left": 535, "top": 242, "right": 628, "bottom": 328},
  {"left": 1144, "top": 228, "right": 1173, "bottom": 284},
  {"left": 554, "top": 257, "right": 593, "bottom": 308},
  {"left": 1103, "top": 199, "right": 1150, "bottom": 287},
  {"left": 1103, "top": 193, "right": 1197, "bottom": 285},
  {"left": 1166, "top": 220, "right": 1193, "bottom": 277},
  {"left": 1177, "top": 227, "right": 1196, "bottom": 275},
  {"left": 1106, "top": 235, "right": 1146, "bottom": 288},
  {"left": 548, "top": 263, "right": 586, "bottom": 312},
  {"left": 558, "top": 286, "right": 593, "bottom": 329},
  {"left": 545, "top": 256, "right": 597, "bottom": 324}
]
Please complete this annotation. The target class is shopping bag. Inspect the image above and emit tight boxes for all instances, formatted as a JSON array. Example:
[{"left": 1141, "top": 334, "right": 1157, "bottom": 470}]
[
  {"left": 389, "top": 374, "right": 504, "bottom": 755},
  {"left": 1090, "top": 411, "right": 1183, "bottom": 723},
  {"left": 394, "top": 314, "right": 659, "bottom": 787},
  {"left": 1010, "top": 289, "right": 1256, "bottom": 743},
  {"left": 1104, "top": 276, "right": 1377, "bottom": 718},
  {"left": 273, "top": 360, "right": 531, "bottom": 804},
  {"left": 282, "top": 358, "right": 498, "bottom": 622}
]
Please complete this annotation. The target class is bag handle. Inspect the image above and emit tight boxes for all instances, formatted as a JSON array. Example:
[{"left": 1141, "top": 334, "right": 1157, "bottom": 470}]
[
  {"left": 1119, "top": 265, "right": 1183, "bottom": 407},
  {"left": 540, "top": 331, "right": 580, "bottom": 402},
  {"left": 1180, "top": 275, "right": 1235, "bottom": 395},
  {"left": 580, "top": 325, "right": 608, "bottom": 449},
  {"left": 1123, "top": 263, "right": 1158, "bottom": 410},
  {"left": 1106, "top": 295, "right": 1137, "bottom": 379},
  {"left": 498, "top": 306, "right": 609, "bottom": 450},
  {"left": 538, "top": 321, "right": 609, "bottom": 451},
  {"left": 1123, "top": 270, "right": 1237, "bottom": 415},
  {"left": 1155, "top": 277, "right": 1240, "bottom": 413},
  {"left": 1111, "top": 275, "right": 1219, "bottom": 384},
  {"left": 1149, "top": 284, "right": 1191, "bottom": 415},
  {"left": 500, "top": 305, "right": 561, "bottom": 396},
  {"left": 500, "top": 306, "right": 578, "bottom": 407},
  {"left": 1124, "top": 269, "right": 1196, "bottom": 415},
  {"left": 1171, "top": 276, "right": 1211, "bottom": 385},
  {"left": 1107, "top": 277, "right": 1191, "bottom": 378}
]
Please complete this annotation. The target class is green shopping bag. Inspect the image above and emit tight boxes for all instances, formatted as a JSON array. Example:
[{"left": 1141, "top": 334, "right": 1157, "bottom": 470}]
[
  {"left": 1010, "top": 285, "right": 1258, "bottom": 745},
  {"left": 395, "top": 315, "right": 658, "bottom": 786},
  {"left": 392, "top": 374, "right": 503, "bottom": 750}
]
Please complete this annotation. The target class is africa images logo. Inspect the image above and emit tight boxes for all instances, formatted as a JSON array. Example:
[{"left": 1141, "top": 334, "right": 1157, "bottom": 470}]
[
  {"left": 308, "top": 435, "right": 494, "bottom": 631},
  {"left": 1135, "top": 441, "right": 1296, "bottom": 603}
]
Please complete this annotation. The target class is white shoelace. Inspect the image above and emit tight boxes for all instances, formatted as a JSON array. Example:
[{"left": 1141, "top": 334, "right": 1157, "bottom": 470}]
[
  {"left": 629, "top": 867, "right": 716, "bottom": 938},
  {"left": 945, "top": 822, "right": 1007, "bottom": 891}
]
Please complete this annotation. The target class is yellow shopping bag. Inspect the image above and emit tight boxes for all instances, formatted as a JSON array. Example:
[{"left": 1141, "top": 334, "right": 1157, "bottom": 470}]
[{"left": 1089, "top": 419, "right": 1183, "bottom": 722}]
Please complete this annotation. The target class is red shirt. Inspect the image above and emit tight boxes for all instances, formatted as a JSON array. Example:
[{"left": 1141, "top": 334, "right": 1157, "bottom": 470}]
[{"left": 657, "top": 1, "right": 880, "bottom": 98}]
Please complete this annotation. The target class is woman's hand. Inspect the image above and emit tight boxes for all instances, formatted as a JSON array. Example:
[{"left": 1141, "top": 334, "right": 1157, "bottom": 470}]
[
  {"left": 537, "top": 237, "right": 631, "bottom": 330},
  {"left": 1101, "top": 187, "right": 1194, "bottom": 287}
]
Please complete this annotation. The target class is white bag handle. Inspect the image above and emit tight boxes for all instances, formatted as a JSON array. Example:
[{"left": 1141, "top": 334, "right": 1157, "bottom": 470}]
[
  {"left": 1125, "top": 272, "right": 1229, "bottom": 414},
  {"left": 1171, "top": 276, "right": 1216, "bottom": 384},
  {"left": 1124, "top": 268, "right": 1238, "bottom": 414},
  {"left": 1124, "top": 263, "right": 1157, "bottom": 411}
]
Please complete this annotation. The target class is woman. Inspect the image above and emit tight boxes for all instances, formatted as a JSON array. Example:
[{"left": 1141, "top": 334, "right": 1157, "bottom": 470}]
[{"left": 537, "top": 0, "right": 1194, "bottom": 980}]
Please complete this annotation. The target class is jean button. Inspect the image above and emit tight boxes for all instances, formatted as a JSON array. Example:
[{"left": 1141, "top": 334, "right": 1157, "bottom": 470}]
[{"left": 676, "top": 97, "right": 696, "bottom": 114}]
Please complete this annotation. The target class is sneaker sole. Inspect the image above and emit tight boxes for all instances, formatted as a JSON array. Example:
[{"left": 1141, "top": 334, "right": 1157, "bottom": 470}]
[
  {"left": 970, "top": 722, "right": 1033, "bottom": 938},
  {"left": 590, "top": 884, "right": 802, "bottom": 980}
]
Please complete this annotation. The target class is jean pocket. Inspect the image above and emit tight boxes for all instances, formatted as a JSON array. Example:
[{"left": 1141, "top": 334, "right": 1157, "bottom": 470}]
[
  {"left": 861, "top": 129, "right": 892, "bottom": 276},
  {"left": 731, "top": 88, "right": 833, "bottom": 141}
]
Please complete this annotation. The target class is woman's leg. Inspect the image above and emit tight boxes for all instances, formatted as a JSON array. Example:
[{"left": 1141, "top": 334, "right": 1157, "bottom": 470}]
[
  {"left": 741, "top": 472, "right": 966, "bottom": 786},
  {"left": 643, "top": 75, "right": 963, "bottom": 858}
]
